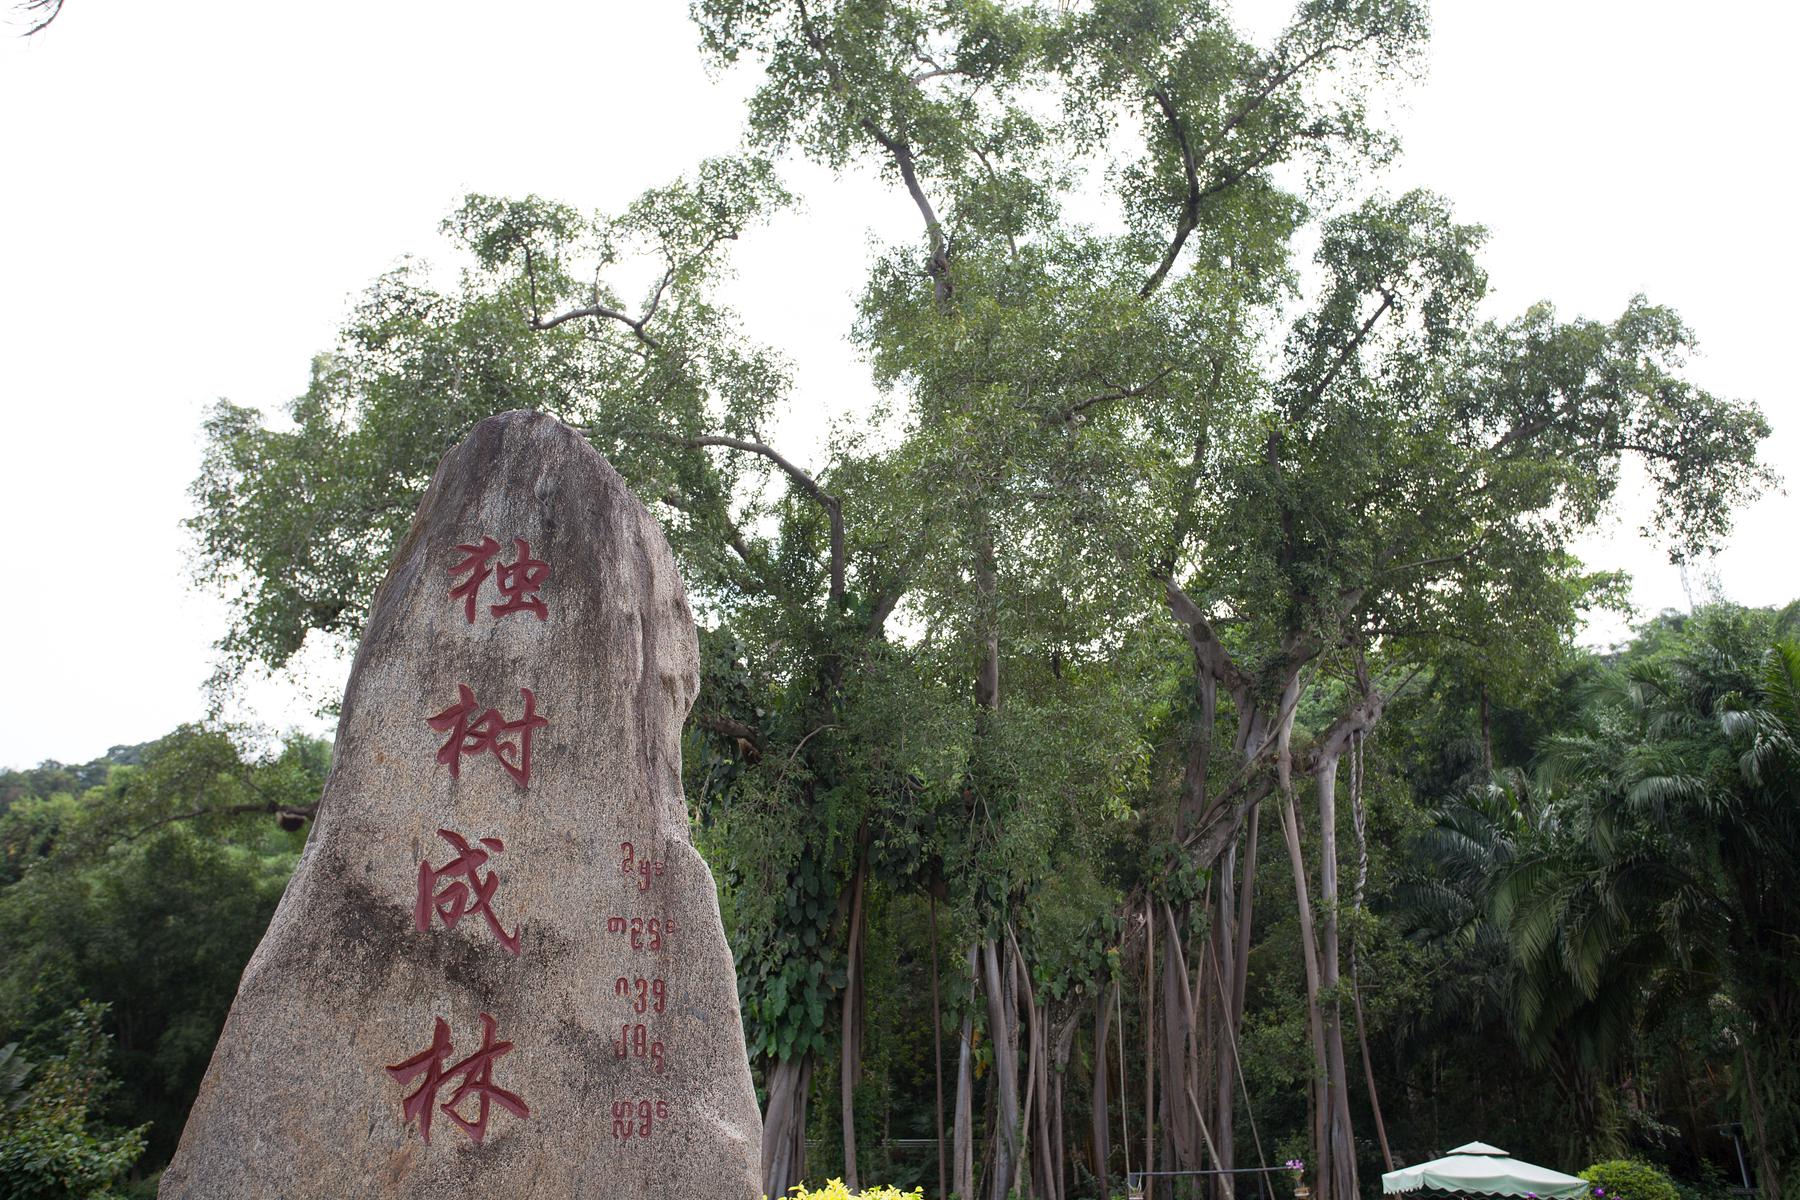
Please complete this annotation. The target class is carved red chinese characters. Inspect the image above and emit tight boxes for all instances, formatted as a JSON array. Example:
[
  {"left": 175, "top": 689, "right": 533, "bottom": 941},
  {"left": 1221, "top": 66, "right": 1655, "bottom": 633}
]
[
  {"left": 157, "top": 413, "right": 765, "bottom": 1199},
  {"left": 386, "top": 1013, "right": 529, "bottom": 1145},
  {"left": 415, "top": 828, "right": 521, "bottom": 956},
  {"left": 426, "top": 684, "right": 549, "bottom": 788},
  {"left": 448, "top": 536, "right": 551, "bottom": 623}
]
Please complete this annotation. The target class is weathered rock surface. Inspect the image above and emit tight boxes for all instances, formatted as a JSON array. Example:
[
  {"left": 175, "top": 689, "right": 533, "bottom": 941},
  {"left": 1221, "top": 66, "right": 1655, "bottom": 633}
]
[{"left": 161, "top": 411, "right": 761, "bottom": 1199}]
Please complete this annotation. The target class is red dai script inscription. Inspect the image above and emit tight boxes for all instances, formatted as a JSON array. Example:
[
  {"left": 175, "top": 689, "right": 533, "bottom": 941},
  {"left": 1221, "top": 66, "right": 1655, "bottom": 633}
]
[
  {"left": 448, "top": 536, "right": 550, "bottom": 622},
  {"left": 611, "top": 1099, "right": 670, "bottom": 1139},
  {"left": 427, "top": 685, "right": 548, "bottom": 788},
  {"left": 620, "top": 841, "right": 666, "bottom": 891},
  {"left": 387, "top": 1013, "right": 529, "bottom": 1145},
  {"left": 614, "top": 1024, "right": 667, "bottom": 1073},
  {"left": 416, "top": 829, "right": 521, "bottom": 956},
  {"left": 605, "top": 915, "right": 677, "bottom": 952},
  {"left": 614, "top": 976, "right": 667, "bottom": 1014}
]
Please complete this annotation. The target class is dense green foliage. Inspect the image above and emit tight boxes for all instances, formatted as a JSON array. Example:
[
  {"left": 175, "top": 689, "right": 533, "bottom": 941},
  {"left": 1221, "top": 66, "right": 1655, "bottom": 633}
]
[
  {"left": 0, "top": 729, "right": 326, "bottom": 1186},
  {"left": 0, "top": 1007, "right": 146, "bottom": 1200},
  {"left": 0, "top": 1004, "right": 146, "bottom": 1200},
  {"left": 6, "top": 610, "right": 1793, "bottom": 1194}
]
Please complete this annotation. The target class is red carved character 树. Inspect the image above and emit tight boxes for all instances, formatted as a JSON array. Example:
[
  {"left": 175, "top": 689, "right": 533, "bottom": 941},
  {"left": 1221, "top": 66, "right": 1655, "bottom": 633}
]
[
  {"left": 426, "top": 685, "right": 549, "bottom": 788},
  {"left": 416, "top": 828, "right": 521, "bottom": 956},
  {"left": 386, "top": 1012, "right": 529, "bottom": 1145}
]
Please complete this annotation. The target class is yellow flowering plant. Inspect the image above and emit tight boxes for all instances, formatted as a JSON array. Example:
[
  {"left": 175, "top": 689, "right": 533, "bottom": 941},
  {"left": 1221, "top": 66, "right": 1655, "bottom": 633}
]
[{"left": 779, "top": 1181, "right": 925, "bottom": 1200}]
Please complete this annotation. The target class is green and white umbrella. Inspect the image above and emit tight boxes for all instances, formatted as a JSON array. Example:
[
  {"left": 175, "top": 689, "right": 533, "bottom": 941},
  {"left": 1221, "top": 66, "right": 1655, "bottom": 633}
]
[{"left": 1382, "top": 1141, "right": 1589, "bottom": 1198}]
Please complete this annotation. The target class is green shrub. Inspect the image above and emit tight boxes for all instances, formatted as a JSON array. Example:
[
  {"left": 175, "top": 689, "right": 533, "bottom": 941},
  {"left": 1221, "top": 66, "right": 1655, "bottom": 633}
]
[
  {"left": 1581, "top": 1160, "right": 1680, "bottom": 1200},
  {"left": 0, "top": 1003, "right": 147, "bottom": 1200}
]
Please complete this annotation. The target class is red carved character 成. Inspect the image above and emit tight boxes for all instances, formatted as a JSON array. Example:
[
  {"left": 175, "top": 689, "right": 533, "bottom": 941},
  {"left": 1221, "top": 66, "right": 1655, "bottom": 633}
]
[
  {"left": 386, "top": 1013, "right": 529, "bottom": 1145},
  {"left": 426, "top": 685, "right": 549, "bottom": 788},
  {"left": 416, "top": 828, "right": 521, "bottom": 956}
]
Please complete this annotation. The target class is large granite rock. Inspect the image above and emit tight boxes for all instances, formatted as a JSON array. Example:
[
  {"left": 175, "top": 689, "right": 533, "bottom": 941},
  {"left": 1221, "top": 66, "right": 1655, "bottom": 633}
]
[{"left": 161, "top": 411, "right": 761, "bottom": 1198}]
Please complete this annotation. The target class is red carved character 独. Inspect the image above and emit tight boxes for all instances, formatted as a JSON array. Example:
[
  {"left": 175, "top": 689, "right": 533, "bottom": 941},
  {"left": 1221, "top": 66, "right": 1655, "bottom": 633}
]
[{"left": 448, "top": 537, "right": 550, "bottom": 623}]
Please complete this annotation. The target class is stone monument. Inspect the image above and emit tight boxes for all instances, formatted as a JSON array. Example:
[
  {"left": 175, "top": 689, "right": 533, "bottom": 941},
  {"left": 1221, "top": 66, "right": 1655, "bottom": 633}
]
[{"left": 160, "top": 411, "right": 762, "bottom": 1198}]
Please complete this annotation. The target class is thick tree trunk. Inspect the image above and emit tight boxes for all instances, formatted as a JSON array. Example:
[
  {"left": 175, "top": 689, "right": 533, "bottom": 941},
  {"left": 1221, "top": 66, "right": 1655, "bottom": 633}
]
[
  {"left": 841, "top": 856, "right": 869, "bottom": 1191},
  {"left": 1316, "top": 756, "right": 1359, "bottom": 1200},
  {"left": 1144, "top": 904, "right": 1157, "bottom": 1200},
  {"left": 1274, "top": 696, "right": 1335, "bottom": 1200},
  {"left": 1054, "top": 1009, "right": 1079, "bottom": 1200},
  {"left": 955, "top": 946, "right": 979, "bottom": 1200},
  {"left": 1015, "top": 942, "right": 1057, "bottom": 1200},
  {"left": 1209, "top": 849, "right": 1234, "bottom": 1193},
  {"left": 1740, "top": 1042, "right": 1783, "bottom": 1200},
  {"left": 1348, "top": 732, "right": 1394, "bottom": 1171},
  {"left": 1092, "top": 983, "right": 1116, "bottom": 1200},
  {"left": 761, "top": 1052, "right": 815, "bottom": 1200},
  {"left": 931, "top": 894, "right": 949, "bottom": 1200},
  {"left": 1160, "top": 910, "right": 1200, "bottom": 1176},
  {"left": 1232, "top": 806, "right": 1258, "bottom": 1029},
  {"left": 983, "top": 938, "right": 1022, "bottom": 1200},
  {"left": 1479, "top": 682, "right": 1493, "bottom": 776}
]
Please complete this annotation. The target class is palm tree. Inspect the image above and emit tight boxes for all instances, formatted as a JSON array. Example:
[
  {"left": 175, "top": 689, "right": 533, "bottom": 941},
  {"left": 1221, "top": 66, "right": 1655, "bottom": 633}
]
[{"left": 1492, "top": 607, "right": 1800, "bottom": 1192}]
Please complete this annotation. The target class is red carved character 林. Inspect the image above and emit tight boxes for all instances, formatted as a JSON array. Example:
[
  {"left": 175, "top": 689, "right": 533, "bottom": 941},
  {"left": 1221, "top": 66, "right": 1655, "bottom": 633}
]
[{"left": 386, "top": 1013, "right": 529, "bottom": 1145}]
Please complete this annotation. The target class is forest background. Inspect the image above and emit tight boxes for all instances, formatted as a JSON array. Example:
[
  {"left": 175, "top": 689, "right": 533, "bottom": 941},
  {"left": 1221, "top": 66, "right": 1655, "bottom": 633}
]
[{"left": 2, "top": 3, "right": 1798, "bottom": 1200}]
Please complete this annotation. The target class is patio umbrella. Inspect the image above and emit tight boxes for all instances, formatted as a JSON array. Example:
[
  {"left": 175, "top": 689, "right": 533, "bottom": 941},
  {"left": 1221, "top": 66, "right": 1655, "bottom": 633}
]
[{"left": 1382, "top": 1141, "right": 1589, "bottom": 1198}]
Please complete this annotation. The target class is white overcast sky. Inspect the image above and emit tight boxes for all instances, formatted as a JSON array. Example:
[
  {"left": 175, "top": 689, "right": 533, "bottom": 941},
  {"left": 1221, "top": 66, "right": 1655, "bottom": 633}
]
[{"left": 1, "top": 1, "right": 1794, "bottom": 769}]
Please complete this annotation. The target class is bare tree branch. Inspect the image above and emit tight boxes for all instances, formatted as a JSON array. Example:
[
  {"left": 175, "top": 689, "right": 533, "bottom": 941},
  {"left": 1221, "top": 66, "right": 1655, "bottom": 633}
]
[
  {"left": 1308, "top": 288, "right": 1395, "bottom": 405},
  {"left": 650, "top": 431, "right": 847, "bottom": 608},
  {"left": 1140, "top": 84, "right": 1202, "bottom": 298},
  {"left": 657, "top": 489, "right": 775, "bottom": 596},
  {"left": 524, "top": 248, "right": 663, "bottom": 348},
  {"left": 1060, "top": 366, "right": 1177, "bottom": 424},
  {"left": 125, "top": 800, "right": 317, "bottom": 843},
  {"left": 1138, "top": 27, "right": 1396, "bottom": 297},
  {"left": 794, "top": 0, "right": 953, "bottom": 305},
  {"left": 1160, "top": 575, "right": 1253, "bottom": 699},
  {"left": 15, "top": 0, "right": 62, "bottom": 35},
  {"left": 695, "top": 713, "right": 762, "bottom": 744}
]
